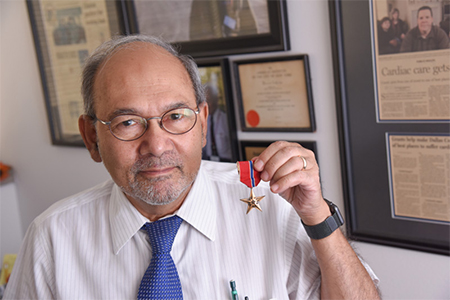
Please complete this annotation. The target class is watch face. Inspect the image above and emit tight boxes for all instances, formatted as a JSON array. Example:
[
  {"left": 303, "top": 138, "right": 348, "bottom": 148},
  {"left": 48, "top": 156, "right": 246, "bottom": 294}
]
[{"left": 333, "top": 204, "right": 345, "bottom": 225}]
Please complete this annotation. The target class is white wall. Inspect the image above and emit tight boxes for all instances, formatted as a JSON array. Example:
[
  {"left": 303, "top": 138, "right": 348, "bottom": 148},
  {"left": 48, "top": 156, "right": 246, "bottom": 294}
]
[
  {"left": 1, "top": 0, "right": 449, "bottom": 299},
  {"left": 0, "top": 181, "right": 23, "bottom": 258}
]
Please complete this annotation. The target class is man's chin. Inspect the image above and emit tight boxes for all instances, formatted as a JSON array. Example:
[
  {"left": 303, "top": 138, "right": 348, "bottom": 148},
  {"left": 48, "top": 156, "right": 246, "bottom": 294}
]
[
  {"left": 126, "top": 175, "right": 187, "bottom": 205},
  {"left": 124, "top": 185, "right": 179, "bottom": 206}
]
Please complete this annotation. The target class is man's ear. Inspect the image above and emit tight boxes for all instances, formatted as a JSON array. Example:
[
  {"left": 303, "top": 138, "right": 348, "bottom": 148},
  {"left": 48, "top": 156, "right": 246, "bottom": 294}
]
[
  {"left": 79, "top": 115, "right": 102, "bottom": 163},
  {"left": 199, "top": 101, "right": 209, "bottom": 148}
]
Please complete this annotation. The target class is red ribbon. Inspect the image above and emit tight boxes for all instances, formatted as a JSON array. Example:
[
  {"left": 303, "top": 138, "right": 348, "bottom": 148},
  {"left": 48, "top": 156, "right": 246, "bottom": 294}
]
[{"left": 237, "top": 161, "right": 261, "bottom": 188}]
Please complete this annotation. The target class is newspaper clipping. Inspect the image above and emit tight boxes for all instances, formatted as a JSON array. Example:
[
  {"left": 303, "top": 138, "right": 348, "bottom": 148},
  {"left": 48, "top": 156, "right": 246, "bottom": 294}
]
[
  {"left": 387, "top": 133, "right": 450, "bottom": 223},
  {"left": 372, "top": 0, "right": 450, "bottom": 121},
  {"left": 39, "top": 0, "right": 113, "bottom": 135}
]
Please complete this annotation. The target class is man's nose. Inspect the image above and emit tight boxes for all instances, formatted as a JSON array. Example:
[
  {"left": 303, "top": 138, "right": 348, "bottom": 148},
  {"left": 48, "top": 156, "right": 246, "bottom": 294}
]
[{"left": 138, "top": 119, "right": 173, "bottom": 157}]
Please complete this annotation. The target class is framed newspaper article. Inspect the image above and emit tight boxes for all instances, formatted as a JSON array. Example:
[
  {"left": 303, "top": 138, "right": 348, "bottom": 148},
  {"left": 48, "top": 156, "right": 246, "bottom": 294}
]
[
  {"left": 233, "top": 55, "right": 315, "bottom": 132},
  {"left": 386, "top": 133, "right": 450, "bottom": 225},
  {"left": 239, "top": 140, "right": 317, "bottom": 161},
  {"left": 26, "top": 0, "right": 126, "bottom": 146},
  {"left": 371, "top": 1, "right": 450, "bottom": 122},
  {"left": 329, "top": 0, "right": 449, "bottom": 255},
  {"left": 123, "top": 0, "right": 290, "bottom": 58},
  {"left": 196, "top": 58, "right": 238, "bottom": 162}
]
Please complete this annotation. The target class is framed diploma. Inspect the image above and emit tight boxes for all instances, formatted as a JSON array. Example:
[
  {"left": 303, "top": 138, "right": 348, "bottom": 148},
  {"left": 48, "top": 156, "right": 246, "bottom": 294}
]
[
  {"left": 26, "top": 0, "right": 126, "bottom": 146},
  {"left": 123, "top": 0, "right": 290, "bottom": 58},
  {"left": 196, "top": 58, "right": 238, "bottom": 163},
  {"left": 329, "top": 0, "right": 449, "bottom": 255},
  {"left": 234, "top": 55, "right": 315, "bottom": 132},
  {"left": 240, "top": 140, "right": 317, "bottom": 161}
]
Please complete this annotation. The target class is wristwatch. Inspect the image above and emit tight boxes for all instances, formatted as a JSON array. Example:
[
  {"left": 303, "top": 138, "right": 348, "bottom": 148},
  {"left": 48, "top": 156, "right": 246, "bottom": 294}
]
[{"left": 301, "top": 199, "right": 344, "bottom": 240}]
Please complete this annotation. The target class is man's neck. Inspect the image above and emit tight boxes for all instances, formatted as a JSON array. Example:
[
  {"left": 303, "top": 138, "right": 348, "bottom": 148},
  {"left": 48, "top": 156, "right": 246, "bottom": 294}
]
[{"left": 420, "top": 27, "right": 432, "bottom": 38}]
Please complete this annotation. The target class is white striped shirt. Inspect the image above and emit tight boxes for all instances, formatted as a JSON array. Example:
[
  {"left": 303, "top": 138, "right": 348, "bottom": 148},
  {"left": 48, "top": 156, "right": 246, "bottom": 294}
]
[{"left": 5, "top": 160, "right": 377, "bottom": 299}]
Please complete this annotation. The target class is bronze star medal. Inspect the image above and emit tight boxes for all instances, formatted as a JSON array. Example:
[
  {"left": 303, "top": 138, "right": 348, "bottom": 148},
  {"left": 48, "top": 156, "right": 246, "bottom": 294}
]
[
  {"left": 237, "top": 161, "right": 265, "bottom": 214},
  {"left": 241, "top": 188, "right": 265, "bottom": 214}
]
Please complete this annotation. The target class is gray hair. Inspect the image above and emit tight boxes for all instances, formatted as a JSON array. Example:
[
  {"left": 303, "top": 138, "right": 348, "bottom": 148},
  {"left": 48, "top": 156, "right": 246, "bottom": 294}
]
[{"left": 81, "top": 34, "right": 205, "bottom": 118}]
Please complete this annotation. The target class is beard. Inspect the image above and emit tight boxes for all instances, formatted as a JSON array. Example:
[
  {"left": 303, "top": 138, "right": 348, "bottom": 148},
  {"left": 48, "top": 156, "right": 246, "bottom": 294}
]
[{"left": 120, "top": 152, "right": 197, "bottom": 206}]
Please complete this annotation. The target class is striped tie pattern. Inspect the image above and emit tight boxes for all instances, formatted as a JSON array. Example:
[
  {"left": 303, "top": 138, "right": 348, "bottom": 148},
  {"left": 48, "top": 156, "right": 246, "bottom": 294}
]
[{"left": 137, "top": 215, "right": 183, "bottom": 300}]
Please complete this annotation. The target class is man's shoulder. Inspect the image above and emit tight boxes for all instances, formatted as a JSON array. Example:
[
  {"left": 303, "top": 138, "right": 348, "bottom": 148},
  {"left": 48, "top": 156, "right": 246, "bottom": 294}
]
[
  {"left": 432, "top": 25, "right": 449, "bottom": 38},
  {"left": 33, "top": 179, "right": 115, "bottom": 226}
]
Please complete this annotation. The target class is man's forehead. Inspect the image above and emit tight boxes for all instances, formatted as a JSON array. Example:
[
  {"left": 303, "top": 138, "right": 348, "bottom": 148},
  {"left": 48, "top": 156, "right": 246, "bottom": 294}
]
[
  {"left": 418, "top": 9, "right": 432, "bottom": 17},
  {"left": 94, "top": 42, "right": 190, "bottom": 90},
  {"left": 92, "top": 42, "right": 195, "bottom": 115}
]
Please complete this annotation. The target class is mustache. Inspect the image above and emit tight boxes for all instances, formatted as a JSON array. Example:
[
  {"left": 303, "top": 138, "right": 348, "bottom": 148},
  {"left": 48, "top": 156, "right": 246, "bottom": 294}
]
[{"left": 131, "top": 152, "right": 183, "bottom": 173}]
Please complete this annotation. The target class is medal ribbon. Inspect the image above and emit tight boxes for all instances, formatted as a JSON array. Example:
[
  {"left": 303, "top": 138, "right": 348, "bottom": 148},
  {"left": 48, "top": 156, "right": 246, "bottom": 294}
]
[{"left": 237, "top": 161, "right": 261, "bottom": 188}]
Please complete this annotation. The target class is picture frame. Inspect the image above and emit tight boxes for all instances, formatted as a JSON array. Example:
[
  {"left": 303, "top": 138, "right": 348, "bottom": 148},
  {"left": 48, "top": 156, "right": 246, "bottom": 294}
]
[
  {"left": 196, "top": 58, "right": 238, "bottom": 163},
  {"left": 240, "top": 140, "right": 317, "bottom": 161},
  {"left": 233, "top": 55, "right": 315, "bottom": 132},
  {"left": 26, "top": 0, "right": 127, "bottom": 146},
  {"left": 329, "top": 0, "right": 449, "bottom": 255},
  {"left": 123, "top": 0, "right": 290, "bottom": 58}
]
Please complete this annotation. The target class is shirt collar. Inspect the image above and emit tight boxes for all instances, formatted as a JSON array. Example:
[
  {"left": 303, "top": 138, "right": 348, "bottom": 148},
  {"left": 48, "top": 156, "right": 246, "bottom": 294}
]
[
  {"left": 109, "top": 162, "right": 216, "bottom": 255},
  {"left": 177, "top": 161, "right": 216, "bottom": 242},
  {"left": 109, "top": 184, "right": 148, "bottom": 255},
  {"left": 414, "top": 25, "right": 437, "bottom": 39}
]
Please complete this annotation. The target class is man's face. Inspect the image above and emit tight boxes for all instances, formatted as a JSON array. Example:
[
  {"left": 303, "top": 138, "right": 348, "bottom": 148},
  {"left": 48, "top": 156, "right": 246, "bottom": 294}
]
[
  {"left": 92, "top": 43, "right": 207, "bottom": 207},
  {"left": 417, "top": 9, "right": 433, "bottom": 35}
]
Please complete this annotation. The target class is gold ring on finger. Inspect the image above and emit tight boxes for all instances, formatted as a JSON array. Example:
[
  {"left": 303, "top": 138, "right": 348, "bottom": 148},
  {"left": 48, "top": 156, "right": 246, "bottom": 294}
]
[{"left": 300, "top": 156, "right": 307, "bottom": 171}]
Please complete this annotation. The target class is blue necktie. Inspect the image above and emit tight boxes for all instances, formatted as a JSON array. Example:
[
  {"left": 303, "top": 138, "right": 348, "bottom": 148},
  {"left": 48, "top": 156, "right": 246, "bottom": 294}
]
[{"left": 137, "top": 215, "right": 183, "bottom": 300}]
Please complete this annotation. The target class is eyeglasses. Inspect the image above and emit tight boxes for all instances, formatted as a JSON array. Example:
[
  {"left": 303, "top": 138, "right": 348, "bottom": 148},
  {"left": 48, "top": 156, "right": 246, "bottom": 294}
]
[{"left": 96, "top": 107, "right": 199, "bottom": 141}]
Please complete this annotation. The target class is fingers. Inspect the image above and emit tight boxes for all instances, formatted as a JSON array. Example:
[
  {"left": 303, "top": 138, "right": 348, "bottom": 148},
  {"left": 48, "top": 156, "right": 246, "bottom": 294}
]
[{"left": 253, "top": 141, "right": 317, "bottom": 193}]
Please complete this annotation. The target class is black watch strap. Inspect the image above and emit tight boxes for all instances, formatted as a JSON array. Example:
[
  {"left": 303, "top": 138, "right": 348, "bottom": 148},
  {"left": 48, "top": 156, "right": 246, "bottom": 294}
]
[{"left": 301, "top": 199, "right": 344, "bottom": 240}]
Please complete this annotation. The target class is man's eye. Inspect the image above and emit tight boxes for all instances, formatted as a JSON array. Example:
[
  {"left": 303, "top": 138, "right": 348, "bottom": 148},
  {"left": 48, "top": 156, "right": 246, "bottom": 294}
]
[
  {"left": 113, "top": 118, "right": 140, "bottom": 130},
  {"left": 169, "top": 113, "right": 183, "bottom": 120},
  {"left": 121, "top": 119, "right": 136, "bottom": 127}
]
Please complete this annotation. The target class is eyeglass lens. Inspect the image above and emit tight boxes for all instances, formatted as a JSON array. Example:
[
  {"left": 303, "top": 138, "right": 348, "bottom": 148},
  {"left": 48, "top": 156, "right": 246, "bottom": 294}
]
[{"left": 108, "top": 108, "right": 197, "bottom": 141}]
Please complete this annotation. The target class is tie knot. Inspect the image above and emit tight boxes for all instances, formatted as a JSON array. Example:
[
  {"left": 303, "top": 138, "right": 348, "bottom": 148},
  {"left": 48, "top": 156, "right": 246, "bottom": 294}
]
[{"left": 142, "top": 215, "right": 183, "bottom": 254}]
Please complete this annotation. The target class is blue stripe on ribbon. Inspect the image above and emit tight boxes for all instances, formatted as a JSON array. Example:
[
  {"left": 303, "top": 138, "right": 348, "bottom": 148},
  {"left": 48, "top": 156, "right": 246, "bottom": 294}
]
[{"left": 249, "top": 161, "right": 255, "bottom": 187}]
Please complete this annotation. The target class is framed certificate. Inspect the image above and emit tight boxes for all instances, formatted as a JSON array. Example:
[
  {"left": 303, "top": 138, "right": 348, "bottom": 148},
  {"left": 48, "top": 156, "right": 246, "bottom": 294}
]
[
  {"left": 123, "top": 0, "right": 290, "bottom": 58},
  {"left": 234, "top": 55, "right": 315, "bottom": 132},
  {"left": 26, "top": 0, "right": 126, "bottom": 146},
  {"left": 196, "top": 58, "right": 238, "bottom": 162},
  {"left": 240, "top": 140, "right": 317, "bottom": 161},
  {"left": 329, "top": 0, "right": 449, "bottom": 255}
]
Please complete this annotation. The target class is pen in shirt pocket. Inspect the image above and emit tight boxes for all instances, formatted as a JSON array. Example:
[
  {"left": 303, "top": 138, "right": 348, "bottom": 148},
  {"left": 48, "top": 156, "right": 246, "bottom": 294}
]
[
  {"left": 229, "top": 280, "right": 239, "bottom": 300},
  {"left": 230, "top": 280, "right": 277, "bottom": 300}
]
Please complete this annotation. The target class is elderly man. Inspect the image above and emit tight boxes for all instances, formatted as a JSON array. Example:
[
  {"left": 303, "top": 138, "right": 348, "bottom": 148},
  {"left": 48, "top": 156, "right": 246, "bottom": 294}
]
[
  {"left": 5, "top": 35, "right": 379, "bottom": 299},
  {"left": 401, "top": 6, "right": 450, "bottom": 52}
]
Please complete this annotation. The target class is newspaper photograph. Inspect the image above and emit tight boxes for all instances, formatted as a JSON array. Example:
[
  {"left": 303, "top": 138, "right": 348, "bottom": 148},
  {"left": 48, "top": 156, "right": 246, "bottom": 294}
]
[
  {"left": 387, "top": 133, "right": 450, "bottom": 224},
  {"left": 372, "top": 0, "right": 450, "bottom": 122}
]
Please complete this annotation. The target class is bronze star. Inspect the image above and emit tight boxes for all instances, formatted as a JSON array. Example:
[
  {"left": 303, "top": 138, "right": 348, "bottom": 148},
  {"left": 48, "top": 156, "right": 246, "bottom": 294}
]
[{"left": 240, "top": 188, "right": 265, "bottom": 214}]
